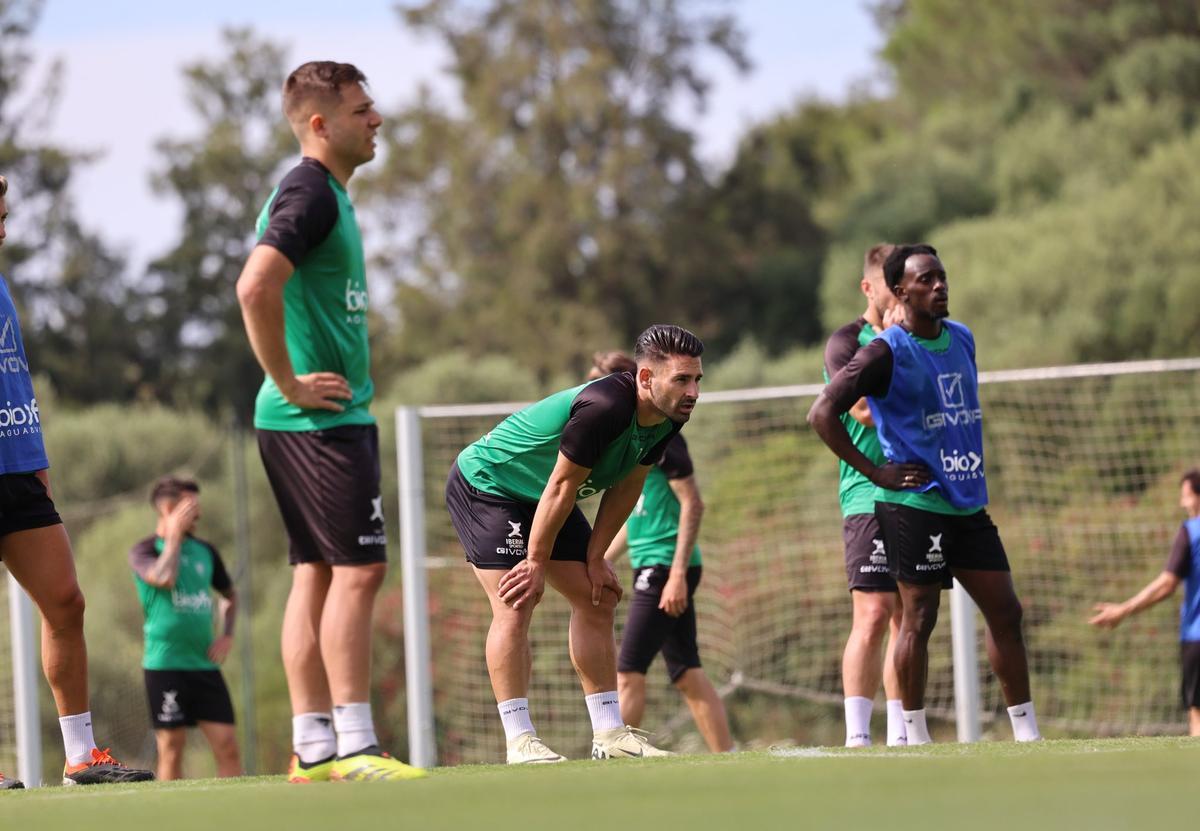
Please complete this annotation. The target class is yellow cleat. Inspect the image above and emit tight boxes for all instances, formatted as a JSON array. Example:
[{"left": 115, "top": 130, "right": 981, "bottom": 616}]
[
  {"left": 330, "top": 746, "right": 427, "bottom": 782},
  {"left": 287, "top": 753, "right": 335, "bottom": 783}
]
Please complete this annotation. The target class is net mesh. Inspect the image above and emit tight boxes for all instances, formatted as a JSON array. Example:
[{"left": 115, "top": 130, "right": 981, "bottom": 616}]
[{"left": 412, "top": 360, "right": 1200, "bottom": 764}]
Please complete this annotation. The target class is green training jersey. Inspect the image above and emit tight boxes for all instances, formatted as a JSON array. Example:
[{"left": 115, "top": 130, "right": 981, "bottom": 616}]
[
  {"left": 823, "top": 318, "right": 886, "bottom": 517},
  {"left": 252, "top": 157, "right": 374, "bottom": 431},
  {"left": 129, "top": 535, "right": 233, "bottom": 671},
  {"left": 626, "top": 434, "right": 702, "bottom": 569},
  {"left": 457, "top": 372, "right": 680, "bottom": 504}
]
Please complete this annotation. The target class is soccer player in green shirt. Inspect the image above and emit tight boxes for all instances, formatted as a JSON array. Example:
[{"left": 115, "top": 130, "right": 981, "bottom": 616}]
[
  {"left": 237, "top": 61, "right": 421, "bottom": 783},
  {"left": 446, "top": 325, "right": 703, "bottom": 763},
  {"left": 129, "top": 477, "right": 240, "bottom": 780},
  {"left": 594, "top": 352, "right": 733, "bottom": 753}
]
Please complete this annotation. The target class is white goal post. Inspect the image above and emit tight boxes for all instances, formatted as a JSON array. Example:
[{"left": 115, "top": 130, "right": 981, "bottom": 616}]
[{"left": 398, "top": 356, "right": 1200, "bottom": 766}]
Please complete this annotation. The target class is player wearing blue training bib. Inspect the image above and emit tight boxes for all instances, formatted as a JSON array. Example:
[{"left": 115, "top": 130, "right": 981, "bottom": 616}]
[
  {"left": 1090, "top": 469, "right": 1200, "bottom": 736},
  {"left": 809, "top": 244, "right": 1041, "bottom": 745}
]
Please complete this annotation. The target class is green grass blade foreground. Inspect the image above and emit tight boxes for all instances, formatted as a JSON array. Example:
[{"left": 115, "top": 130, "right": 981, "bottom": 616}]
[{"left": 2, "top": 737, "right": 1196, "bottom": 831}]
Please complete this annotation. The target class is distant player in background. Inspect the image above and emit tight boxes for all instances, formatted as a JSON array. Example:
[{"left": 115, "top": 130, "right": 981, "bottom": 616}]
[
  {"left": 236, "top": 62, "right": 422, "bottom": 782},
  {"left": 809, "top": 244, "right": 1040, "bottom": 744},
  {"left": 129, "top": 477, "right": 241, "bottom": 780},
  {"left": 446, "top": 325, "right": 702, "bottom": 763},
  {"left": 1090, "top": 469, "right": 1200, "bottom": 736},
  {"left": 593, "top": 351, "right": 733, "bottom": 753},
  {"left": 821, "top": 244, "right": 907, "bottom": 747},
  {"left": 0, "top": 174, "right": 153, "bottom": 788}
]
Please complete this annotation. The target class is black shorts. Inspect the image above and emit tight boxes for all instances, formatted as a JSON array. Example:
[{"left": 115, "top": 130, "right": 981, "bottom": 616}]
[
  {"left": 874, "top": 502, "right": 1009, "bottom": 587},
  {"left": 843, "top": 514, "right": 897, "bottom": 593},
  {"left": 144, "top": 669, "right": 235, "bottom": 729},
  {"left": 1182, "top": 642, "right": 1200, "bottom": 710},
  {"left": 257, "top": 425, "right": 387, "bottom": 566},
  {"left": 445, "top": 463, "right": 591, "bottom": 569},
  {"left": 0, "top": 473, "right": 62, "bottom": 559},
  {"left": 617, "top": 565, "right": 703, "bottom": 682}
]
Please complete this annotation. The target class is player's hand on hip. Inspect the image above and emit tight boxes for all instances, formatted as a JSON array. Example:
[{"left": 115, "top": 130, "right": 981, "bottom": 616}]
[
  {"left": 871, "top": 462, "right": 933, "bottom": 491},
  {"left": 207, "top": 635, "right": 233, "bottom": 664},
  {"left": 282, "top": 372, "right": 351, "bottom": 412},
  {"left": 1088, "top": 602, "right": 1126, "bottom": 629},
  {"left": 587, "top": 559, "right": 623, "bottom": 607},
  {"left": 498, "top": 559, "right": 545, "bottom": 610},
  {"left": 658, "top": 571, "right": 688, "bottom": 617}
]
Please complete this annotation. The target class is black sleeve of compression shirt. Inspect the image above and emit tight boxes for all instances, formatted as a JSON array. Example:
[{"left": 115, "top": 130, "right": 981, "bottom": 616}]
[
  {"left": 256, "top": 160, "right": 339, "bottom": 268},
  {"left": 1165, "top": 525, "right": 1192, "bottom": 579},
  {"left": 559, "top": 373, "right": 639, "bottom": 469},
  {"left": 657, "top": 434, "right": 695, "bottom": 480},
  {"left": 128, "top": 536, "right": 159, "bottom": 582},
  {"left": 824, "top": 320, "right": 865, "bottom": 378},
  {"left": 822, "top": 339, "right": 894, "bottom": 413},
  {"left": 206, "top": 543, "right": 234, "bottom": 594}
]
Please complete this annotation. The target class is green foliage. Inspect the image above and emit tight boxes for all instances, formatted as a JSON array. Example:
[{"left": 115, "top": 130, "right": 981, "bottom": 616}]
[{"left": 378, "top": 349, "right": 544, "bottom": 405}]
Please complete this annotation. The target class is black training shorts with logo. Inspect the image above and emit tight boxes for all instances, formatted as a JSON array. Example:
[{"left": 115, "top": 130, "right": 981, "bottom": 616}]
[
  {"left": 144, "top": 669, "right": 235, "bottom": 729},
  {"left": 256, "top": 424, "right": 387, "bottom": 566},
  {"left": 874, "top": 502, "right": 1009, "bottom": 587},
  {"left": 617, "top": 565, "right": 703, "bottom": 681},
  {"left": 0, "top": 473, "right": 61, "bottom": 557},
  {"left": 445, "top": 462, "right": 591, "bottom": 569},
  {"left": 1182, "top": 641, "right": 1200, "bottom": 709},
  {"left": 843, "top": 513, "right": 897, "bottom": 593}
]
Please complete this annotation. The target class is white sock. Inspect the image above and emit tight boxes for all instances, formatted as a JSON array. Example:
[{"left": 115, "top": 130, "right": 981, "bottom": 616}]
[
  {"left": 585, "top": 691, "right": 624, "bottom": 732},
  {"left": 902, "top": 708, "right": 932, "bottom": 745},
  {"left": 333, "top": 702, "right": 379, "bottom": 757},
  {"left": 886, "top": 699, "right": 908, "bottom": 746},
  {"left": 293, "top": 712, "right": 336, "bottom": 763},
  {"left": 498, "top": 697, "right": 536, "bottom": 742},
  {"left": 1008, "top": 701, "right": 1042, "bottom": 742},
  {"left": 59, "top": 711, "right": 97, "bottom": 766},
  {"left": 844, "top": 696, "right": 873, "bottom": 747}
]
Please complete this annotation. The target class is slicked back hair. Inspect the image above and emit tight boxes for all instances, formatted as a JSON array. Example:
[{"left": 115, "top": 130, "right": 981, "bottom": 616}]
[
  {"left": 883, "top": 243, "right": 939, "bottom": 290},
  {"left": 0, "top": 175, "right": 7, "bottom": 198},
  {"left": 1182, "top": 469, "right": 1200, "bottom": 497},
  {"left": 150, "top": 475, "right": 199, "bottom": 507},
  {"left": 634, "top": 324, "right": 704, "bottom": 364},
  {"left": 283, "top": 61, "right": 368, "bottom": 122},
  {"left": 863, "top": 243, "right": 894, "bottom": 278},
  {"left": 587, "top": 350, "right": 637, "bottom": 380}
]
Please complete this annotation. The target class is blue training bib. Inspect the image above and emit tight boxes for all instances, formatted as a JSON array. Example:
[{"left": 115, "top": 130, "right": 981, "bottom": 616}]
[
  {"left": 1181, "top": 518, "right": 1200, "bottom": 642},
  {"left": 0, "top": 275, "right": 48, "bottom": 474}
]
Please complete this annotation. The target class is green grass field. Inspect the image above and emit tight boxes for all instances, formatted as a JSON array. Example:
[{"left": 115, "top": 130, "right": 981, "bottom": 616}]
[{"left": 4, "top": 737, "right": 1196, "bottom": 830}]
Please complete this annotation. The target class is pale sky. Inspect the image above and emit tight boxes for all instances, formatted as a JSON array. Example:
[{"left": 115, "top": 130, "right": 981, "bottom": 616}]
[{"left": 25, "top": 1, "right": 885, "bottom": 272}]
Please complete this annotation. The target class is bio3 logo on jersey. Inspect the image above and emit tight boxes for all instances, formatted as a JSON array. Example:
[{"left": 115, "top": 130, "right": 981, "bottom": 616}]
[
  {"left": 171, "top": 588, "right": 213, "bottom": 614},
  {"left": 577, "top": 479, "right": 599, "bottom": 499},
  {"left": 940, "top": 447, "right": 984, "bottom": 482},
  {"left": 0, "top": 397, "right": 41, "bottom": 439},
  {"left": 0, "top": 317, "right": 29, "bottom": 374},
  {"left": 924, "top": 372, "right": 982, "bottom": 431},
  {"left": 345, "top": 279, "right": 368, "bottom": 324}
]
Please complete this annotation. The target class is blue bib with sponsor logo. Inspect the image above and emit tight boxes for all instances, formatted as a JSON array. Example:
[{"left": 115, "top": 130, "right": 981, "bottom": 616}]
[
  {"left": 1181, "top": 518, "right": 1200, "bottom": 642},
  {"left": 0, "top": 276, "right": 48, "bottom": 474},
  {"left": 866, "top": 320, "right": 987, "bottom": 510}
]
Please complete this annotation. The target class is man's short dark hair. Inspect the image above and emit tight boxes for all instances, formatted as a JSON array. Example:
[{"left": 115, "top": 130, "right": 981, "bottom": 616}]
[
  {"left": 1182, "top": 470, "right": 1200, "bottom": 497},
  {"left": 634, "top": 325, "right": 704, "bottom": 363},
  {"left": 283, "top": 61, "right": 368, "bottom": 121},
  {"left": 883, "top": 244, "right": 939, "bottom": 290},
  {"left": 863, "top": 243, "right": 894, "bottom": 277},
  {"left": 150, "top": 476, "right": 200, "bottom": 506}
]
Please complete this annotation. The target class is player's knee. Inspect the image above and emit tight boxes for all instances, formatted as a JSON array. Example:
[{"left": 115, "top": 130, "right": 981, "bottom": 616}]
[
  {"left": 42, "top": 584, "right": 85, "bottom": 632},
  {"left": 992, "top": 598, "right": 1024, "bottom": 638},
  {"left": 338, "top": 562, "right": 387, "bottom": 594},
  {"left": 854, "top": 601, "right": 892, "bottom": 640},
  {"left": 903, "top": 601, "right": 939, "bottom": 639},
  {"left": 672, "top": 668, "right": 705, "bottom": 696}
]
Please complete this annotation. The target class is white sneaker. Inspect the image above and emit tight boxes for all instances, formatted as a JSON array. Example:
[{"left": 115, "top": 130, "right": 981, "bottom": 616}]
[
  {"left": 590, "top": 726, "right": 672, "bottom": 759},
  {"left": 506, "top": 732, "right": 567, "bottom": 764}
]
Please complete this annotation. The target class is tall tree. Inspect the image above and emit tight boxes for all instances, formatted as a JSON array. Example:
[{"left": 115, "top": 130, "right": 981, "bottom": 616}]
[
  {"left": 362, "top": 0, "right": 748, "bottom": 377},
  {"left": 142, "top": 28, "right": 293, "bottom": 418}
]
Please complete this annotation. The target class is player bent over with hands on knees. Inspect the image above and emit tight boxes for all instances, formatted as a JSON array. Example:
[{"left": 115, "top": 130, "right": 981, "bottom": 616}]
[
  {"left": 446, "top": 325, "right": 703, "bottom": 762},
  {"left": 129, "top": 477, "right": 241, "bottom": 780},
  {"left": 808, "top": 244, "right": 1041, "bottom": 744},
  {"left": 591, "top": 352, "right": 733, "bottom": 752},
  {"left": 1090, "top": 469, "right": 1200, "bottom": 736},
  {"left": 0, "top": 175, "right": 153, "bottom": 788}
]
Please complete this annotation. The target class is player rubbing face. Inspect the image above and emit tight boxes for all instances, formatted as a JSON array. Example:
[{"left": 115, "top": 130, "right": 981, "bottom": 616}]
[
  {"left": 639, "top": 354, "right": 702, "bottom": 424},
  {"left": 892, "top": 253, "right": 949, "bottom": 322}
]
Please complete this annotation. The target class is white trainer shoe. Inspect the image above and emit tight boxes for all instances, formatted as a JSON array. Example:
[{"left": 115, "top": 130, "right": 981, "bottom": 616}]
[
  {"left": 590, "top": 726, "right": 672, "bottom": 759},
  {"left": 506, "top": 732, "right": 567, "bottom": 764}
]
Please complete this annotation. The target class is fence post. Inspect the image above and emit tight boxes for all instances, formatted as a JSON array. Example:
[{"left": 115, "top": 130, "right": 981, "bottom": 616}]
[
  {"left": 9, "top": 573, "right": 40, "bottom": 786},
  {"left": 950, "top": 579, "right": 981, "bottom": 742},
  {"left": 229, "top": 422, "right": 257, "bottom": 774},
  {"left": 397, "top": 407, "right": 436, "bottom": 767}
]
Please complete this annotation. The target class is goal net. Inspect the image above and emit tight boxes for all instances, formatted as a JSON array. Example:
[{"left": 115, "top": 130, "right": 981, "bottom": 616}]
[{"left": 402, "top": 358, "right": 1200, "bottom": 764}]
